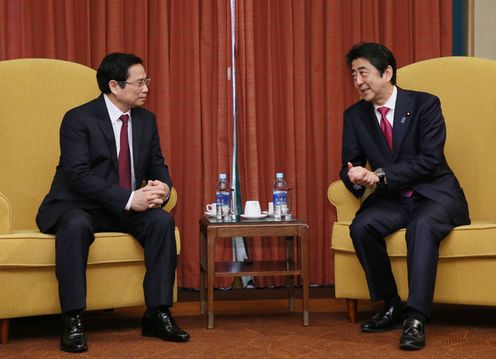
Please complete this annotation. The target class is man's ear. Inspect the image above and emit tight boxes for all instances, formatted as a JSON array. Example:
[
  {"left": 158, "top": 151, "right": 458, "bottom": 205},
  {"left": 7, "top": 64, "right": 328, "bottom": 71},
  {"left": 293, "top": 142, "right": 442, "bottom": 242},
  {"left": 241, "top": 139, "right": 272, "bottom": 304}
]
[
  {"left": 109, "top": 80, "right": 121, "bottom": 95},
  {"left": 383, "top": 65, "right": 393, "bottom": 82}
]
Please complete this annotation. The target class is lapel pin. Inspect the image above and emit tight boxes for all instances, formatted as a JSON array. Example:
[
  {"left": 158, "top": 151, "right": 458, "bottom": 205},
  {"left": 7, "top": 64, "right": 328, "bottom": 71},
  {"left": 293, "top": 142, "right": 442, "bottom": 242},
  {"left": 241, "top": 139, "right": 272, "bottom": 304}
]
[{"left": 400, "top": 112, "right": 411, "bottom": 124}]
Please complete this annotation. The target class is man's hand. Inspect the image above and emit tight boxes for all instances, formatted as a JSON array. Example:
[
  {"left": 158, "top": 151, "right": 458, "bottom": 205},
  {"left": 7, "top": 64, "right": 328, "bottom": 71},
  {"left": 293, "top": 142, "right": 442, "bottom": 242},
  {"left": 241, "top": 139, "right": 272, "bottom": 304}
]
[
  {"left": 130, "top": 180, "right": 170, "bottom": 212},
  {"left": 144, "top": 180, "right": 170, "bottom": 199},
  {"left": 347, "top": 162, "right": 379, "bottom": 187}
]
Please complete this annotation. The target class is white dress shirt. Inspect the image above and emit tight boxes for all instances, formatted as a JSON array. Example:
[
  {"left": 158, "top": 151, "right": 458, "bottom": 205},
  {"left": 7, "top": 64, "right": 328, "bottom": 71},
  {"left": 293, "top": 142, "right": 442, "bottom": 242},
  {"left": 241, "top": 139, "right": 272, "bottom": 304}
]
[
  {"left": 103, "top": 94, "right": 135, "bottom": 210},
  {"left": 374, "top": 85, "right": 397, "bottom": 127}
]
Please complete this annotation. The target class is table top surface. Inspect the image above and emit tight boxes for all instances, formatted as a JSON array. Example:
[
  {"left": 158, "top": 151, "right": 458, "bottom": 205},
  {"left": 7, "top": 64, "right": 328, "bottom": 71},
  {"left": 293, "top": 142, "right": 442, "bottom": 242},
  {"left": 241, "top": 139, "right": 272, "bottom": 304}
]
[
  {"left": 200, "top": 215, "right": 306, "bottom": 226},
  {"left": 199, "top": 215, "right": 308, "bottom": 236}
]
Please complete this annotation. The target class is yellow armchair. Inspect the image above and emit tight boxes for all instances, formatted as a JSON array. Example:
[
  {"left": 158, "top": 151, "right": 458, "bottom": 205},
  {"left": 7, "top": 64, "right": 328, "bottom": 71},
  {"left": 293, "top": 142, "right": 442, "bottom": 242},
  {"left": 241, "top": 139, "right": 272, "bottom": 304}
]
[
  {"left": 328, "top": 57, "right": 496, "bottom": 322},
  {"left": 0, "top": 59, "right": 180, "bottom": 344}
]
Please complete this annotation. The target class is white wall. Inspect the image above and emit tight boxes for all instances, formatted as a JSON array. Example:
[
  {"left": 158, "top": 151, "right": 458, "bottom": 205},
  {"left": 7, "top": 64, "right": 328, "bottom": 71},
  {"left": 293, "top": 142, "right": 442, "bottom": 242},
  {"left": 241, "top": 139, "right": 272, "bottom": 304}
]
[{"left": 473, "top": 0, "right": 496, "bottom": 59}]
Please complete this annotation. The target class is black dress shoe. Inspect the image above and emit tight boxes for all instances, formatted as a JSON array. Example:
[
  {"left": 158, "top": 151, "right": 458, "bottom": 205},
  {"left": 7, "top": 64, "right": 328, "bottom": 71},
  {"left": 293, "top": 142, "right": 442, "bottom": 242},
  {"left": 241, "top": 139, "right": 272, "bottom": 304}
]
[
  {"left": 60, "top": 313, "right": 88, "bottom": 353},
  {"left": 399, "top": 318, "right": 425, "bottom": 350},
  {"left": 361, "top": 304, "right": 403, "bottom": 332},
  {"left": 142, "top": 309, "right": 190, "bottom": 342}
]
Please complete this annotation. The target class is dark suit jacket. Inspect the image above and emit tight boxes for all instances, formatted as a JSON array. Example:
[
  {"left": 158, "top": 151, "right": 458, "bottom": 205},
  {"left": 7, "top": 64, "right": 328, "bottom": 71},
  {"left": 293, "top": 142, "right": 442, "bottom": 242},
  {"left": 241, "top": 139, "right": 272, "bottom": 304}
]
[
  {"left": 339, "top": 87, "right": 470, "bottom": 226},
  {"left": 36, "top": 95, "right": 172, "bottom": 232}
]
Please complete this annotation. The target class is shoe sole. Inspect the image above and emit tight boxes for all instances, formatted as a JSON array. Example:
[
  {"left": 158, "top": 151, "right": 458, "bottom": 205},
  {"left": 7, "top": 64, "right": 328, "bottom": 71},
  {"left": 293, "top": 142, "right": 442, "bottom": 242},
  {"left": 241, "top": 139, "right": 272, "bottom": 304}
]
[
  {"left": 142, "top": 329, "right": 190, "bottom": 342},
  {"left": 141, "top": 328, "right": 154, "bottom": 337},
  {"left": 60, "top": 345, "right": 88, "bottom": 353},
  {"left": 361, "top": 323, "right": 403, "bottom": 333},
  {"left": 399, "top": 341, "right": 424, "bottom": 351}
]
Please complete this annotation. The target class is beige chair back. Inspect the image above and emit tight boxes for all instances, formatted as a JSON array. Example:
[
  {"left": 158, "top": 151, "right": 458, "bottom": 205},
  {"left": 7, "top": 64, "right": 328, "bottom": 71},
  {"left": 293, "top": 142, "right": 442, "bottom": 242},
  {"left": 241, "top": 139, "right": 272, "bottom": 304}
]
[
  {"left": 397, "top": 57, "right": 496, "bottom": 222},
  {"left": 0, "top": 59, "right": 99, "bottom": 230}
]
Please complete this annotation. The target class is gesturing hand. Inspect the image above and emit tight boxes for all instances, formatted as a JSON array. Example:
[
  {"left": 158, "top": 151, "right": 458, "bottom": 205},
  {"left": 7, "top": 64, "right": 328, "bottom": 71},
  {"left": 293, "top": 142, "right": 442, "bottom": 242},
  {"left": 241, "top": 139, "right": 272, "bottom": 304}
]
[{"left": 347, "top": 162, "right": 379, "bottom": 187}]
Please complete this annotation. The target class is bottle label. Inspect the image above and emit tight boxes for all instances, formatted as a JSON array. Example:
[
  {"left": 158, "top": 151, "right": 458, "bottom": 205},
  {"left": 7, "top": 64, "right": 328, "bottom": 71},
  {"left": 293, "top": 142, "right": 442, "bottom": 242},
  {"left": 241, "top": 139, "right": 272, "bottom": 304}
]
[
  {"left": 216, "top": 191, "right": 230, "bottom": 206},
  {"left": 216, "top": 191, "right": 230, "bottom": 219},
  {"left": 273, "top": 190, "right": 287, "bottom": 206}
]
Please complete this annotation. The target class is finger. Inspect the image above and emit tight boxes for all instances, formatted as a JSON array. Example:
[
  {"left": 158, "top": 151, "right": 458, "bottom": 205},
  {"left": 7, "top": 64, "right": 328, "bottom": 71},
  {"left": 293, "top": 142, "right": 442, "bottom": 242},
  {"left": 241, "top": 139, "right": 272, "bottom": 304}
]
[
  {"left": 347, "top": 162, "right": 353, "bottom": 169},
  {"left": 149, "top": 191, "right": 166, "bottom": 199},
  {"left": 146, "top": 188, "right": 165, "bottom": 196},
  {"left": 146, "top": 193, "right": 164, "bottom": 203}
]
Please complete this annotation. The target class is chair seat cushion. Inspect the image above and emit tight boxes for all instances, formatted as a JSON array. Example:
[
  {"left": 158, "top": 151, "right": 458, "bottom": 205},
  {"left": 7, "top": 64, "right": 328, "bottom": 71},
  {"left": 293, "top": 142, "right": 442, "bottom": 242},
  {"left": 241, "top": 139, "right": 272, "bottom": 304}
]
[
  {"left": 0, "top": 229, "right": 179, "bottom": 267},
  {"left": 332, "top": 221, "right": 496, "bottom": 258}
]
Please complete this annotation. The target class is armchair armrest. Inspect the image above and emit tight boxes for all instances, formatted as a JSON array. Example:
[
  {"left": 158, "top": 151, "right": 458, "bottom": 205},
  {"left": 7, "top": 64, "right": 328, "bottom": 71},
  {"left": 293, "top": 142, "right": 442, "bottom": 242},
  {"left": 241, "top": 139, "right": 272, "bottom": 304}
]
[
  {"left": 164, "top": 187, "right": 177, "bottom": 213},
  {"left": 0, "top": 192, "right": 12, "bottom": 234},
  {"left": 163, "top": 187, "right": 180, "bottom": 254},
  {"left": 327, "top": 180, "right": 360, "bottom": 222}
]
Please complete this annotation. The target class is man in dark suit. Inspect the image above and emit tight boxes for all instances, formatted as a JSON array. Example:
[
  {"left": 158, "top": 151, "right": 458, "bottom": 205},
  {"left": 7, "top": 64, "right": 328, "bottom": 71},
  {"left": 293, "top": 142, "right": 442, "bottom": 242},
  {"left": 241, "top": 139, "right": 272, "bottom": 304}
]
[
  {"left": 37, "top": 53, "right": 189, "bottom": 353},
  {"left": 340, "top": 43, "right": 470, "bottom": 350}
]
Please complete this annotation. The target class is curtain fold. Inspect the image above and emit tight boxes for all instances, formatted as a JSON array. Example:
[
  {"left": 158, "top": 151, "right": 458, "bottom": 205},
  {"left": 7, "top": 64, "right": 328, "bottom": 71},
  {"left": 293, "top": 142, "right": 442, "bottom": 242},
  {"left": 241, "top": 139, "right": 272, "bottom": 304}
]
[{"left": 0, "top": 0, "right": 451, "bottom": 288}]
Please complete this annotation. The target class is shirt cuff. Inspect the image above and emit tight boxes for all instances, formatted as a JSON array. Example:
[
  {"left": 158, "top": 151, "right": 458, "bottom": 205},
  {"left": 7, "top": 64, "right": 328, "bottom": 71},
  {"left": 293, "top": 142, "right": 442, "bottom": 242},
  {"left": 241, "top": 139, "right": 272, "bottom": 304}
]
[
  {"left": 125, "top": 191, "right": 134, "bottom": 211},
  {"left": 165, "top": 186, "right": 171, "bottom": 202},
  {"left": 352, "top": 183, "right": 363, "bottom": 191}
]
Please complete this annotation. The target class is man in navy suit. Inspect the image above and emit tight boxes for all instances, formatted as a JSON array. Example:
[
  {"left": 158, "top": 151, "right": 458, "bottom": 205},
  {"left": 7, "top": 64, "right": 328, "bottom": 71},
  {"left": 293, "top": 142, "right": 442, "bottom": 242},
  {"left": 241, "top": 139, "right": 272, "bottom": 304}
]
[
  {"left": 340, "top": 43, "right": 470, "bottom": 350},
  {"left": 37, "top": 53, "right": 189, "bottom": 353}
]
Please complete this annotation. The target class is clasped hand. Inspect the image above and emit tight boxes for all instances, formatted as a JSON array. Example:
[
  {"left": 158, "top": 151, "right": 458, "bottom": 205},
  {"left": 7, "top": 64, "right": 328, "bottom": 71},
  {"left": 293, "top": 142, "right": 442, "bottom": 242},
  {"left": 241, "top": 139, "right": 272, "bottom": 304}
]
[
  {"left": 347, "top": 162, "right": 379, "bottom": 187},
  {"left": 131, "top": 180, "right": 170, "bottom": 212}
]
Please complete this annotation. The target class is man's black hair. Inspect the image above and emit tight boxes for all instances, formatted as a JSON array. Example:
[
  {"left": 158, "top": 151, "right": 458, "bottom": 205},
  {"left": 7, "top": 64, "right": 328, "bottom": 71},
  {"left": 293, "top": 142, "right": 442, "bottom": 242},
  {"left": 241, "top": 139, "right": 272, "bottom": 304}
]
[
  {"left": 96, "top": 53, "right": 143, "bottom": 94},
  {"left": 345, "top": 42, "right": 397, "bottom": 85}
]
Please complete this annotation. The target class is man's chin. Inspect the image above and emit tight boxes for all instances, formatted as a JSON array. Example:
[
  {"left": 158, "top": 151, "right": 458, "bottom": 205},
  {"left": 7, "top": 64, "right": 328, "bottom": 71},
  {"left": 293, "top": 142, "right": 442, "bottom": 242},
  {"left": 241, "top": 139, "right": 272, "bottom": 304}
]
[{"left": 360, "top": 93, "right": 374, "bottom": 102}]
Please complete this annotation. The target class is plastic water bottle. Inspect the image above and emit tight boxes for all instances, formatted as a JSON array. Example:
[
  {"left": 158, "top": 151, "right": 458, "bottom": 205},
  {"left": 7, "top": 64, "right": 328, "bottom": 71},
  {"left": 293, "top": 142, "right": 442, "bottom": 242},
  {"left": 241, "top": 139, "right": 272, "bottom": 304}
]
[
  {"left": 216, "top": 173, "right": 230, "bottom": 221},
  {"left": 272, "top": 172, "right": 289, "bottom": 221}
]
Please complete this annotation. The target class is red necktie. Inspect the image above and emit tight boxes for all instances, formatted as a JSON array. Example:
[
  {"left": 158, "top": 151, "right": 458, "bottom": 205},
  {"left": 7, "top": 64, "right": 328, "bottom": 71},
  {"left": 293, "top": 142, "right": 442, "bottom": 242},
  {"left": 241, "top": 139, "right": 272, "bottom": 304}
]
[
  {"left": 118, "top": 114, "right": 131, "bottom": 189},
  {"left": 378, "top": 107, "right": 392, "bottom": 151},
  {"left": 378, "top": 107, "right": 414, "bottom": 197}
]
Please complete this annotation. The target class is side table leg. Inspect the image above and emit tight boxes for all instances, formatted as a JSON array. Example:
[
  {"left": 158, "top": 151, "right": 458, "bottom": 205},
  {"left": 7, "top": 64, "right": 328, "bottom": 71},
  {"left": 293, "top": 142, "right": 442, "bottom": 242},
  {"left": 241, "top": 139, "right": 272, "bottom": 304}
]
[
  {"left": 200, "top": 231, "right": 206, "bottom": 314},
  {"left": 300, "top": 226, "right": 310, "bottom": 326},
  {"left": 208, "top": 312, "right": 214, "bottom": 329},
  {"left": 303, "top": 311, "right": 309, "bottom": 326},
  {"left": 287, "top": 236, "right": 295, "bottom": 312},
  {"left": 207, "top": 230, "right": 216, "bottom": 329}
]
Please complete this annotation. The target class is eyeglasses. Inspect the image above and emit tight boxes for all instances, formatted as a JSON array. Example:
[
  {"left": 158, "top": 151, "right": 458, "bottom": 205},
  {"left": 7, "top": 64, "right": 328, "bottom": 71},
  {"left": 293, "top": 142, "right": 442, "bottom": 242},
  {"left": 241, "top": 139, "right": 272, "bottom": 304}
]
[{"left": 119, "top": 78, "right": 151, "bottom": 88}]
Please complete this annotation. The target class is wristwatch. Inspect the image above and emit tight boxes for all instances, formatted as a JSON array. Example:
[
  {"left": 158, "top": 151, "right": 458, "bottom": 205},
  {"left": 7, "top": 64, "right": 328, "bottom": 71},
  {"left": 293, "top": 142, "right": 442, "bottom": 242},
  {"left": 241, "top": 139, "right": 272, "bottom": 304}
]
[{"left": 374, "top": 168, "right": 387, "bottom": 185}]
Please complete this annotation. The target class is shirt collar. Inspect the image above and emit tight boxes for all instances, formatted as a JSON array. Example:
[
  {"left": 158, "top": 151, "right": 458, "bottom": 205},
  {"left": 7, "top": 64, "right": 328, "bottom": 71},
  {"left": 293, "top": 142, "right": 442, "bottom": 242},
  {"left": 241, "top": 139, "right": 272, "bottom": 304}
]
[
  {"left": 374, "top": 85, "right": 397, "bottom": 113},
  {"left": 103, "top": 93, "right": 131, "bottom": 124}
]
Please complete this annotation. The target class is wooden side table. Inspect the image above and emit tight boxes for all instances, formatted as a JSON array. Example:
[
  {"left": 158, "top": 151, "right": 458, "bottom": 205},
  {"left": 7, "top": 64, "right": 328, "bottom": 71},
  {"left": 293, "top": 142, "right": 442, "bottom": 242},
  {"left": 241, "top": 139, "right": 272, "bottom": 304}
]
[{"left": 199, "top": 216, "right": 309, "bottom": 329}]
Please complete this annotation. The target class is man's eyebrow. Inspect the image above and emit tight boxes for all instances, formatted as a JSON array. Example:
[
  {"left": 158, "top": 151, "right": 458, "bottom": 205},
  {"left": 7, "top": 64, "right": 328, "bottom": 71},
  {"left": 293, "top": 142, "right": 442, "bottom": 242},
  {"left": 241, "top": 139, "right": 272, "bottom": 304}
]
[
  {"left": 354, "top": 66, "right": 369, "bottom": 71},
  {"left": 351, "top": 66, "right": 368, "bottom": 74}
]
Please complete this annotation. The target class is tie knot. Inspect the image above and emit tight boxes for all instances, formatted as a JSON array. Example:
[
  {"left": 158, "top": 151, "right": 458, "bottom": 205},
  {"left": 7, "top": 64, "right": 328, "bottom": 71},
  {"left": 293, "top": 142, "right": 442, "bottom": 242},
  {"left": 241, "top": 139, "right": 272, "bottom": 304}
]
[
  {"left": 377, "top": 107, "right": 389, "bottom": 117},
  {"left": 120, "top": 114, "right": 129, "bottom": 124}
]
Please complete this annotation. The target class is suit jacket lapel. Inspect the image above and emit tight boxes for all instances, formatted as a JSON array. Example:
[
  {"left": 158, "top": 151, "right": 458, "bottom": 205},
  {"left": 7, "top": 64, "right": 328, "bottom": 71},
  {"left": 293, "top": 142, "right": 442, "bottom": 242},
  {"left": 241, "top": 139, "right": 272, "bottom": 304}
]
[
  {"left": 131, "top": 108, "right": 143, "bottom": 181},
  {"left": 94, "top": 95, "right": 119, "bottom": 171},
  {"left": 392, "top": 88, "right": 413, "bottom": 160},
  {"left": 361, "top": 102, "right": 393, "bottom": 160}
]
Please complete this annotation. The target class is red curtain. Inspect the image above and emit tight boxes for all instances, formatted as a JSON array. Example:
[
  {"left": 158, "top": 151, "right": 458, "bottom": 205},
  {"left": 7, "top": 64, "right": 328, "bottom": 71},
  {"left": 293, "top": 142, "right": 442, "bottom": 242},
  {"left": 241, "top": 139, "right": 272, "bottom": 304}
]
[{"left": 0, "top": 0, "right": 452, "bottom": 288}]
